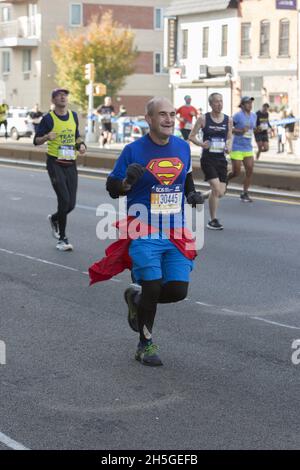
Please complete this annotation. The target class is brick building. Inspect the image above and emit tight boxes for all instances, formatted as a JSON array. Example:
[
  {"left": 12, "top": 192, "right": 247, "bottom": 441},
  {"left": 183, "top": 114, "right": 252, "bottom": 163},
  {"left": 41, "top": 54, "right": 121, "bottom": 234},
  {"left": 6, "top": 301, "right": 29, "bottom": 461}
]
[{"left": 0, "top": 0, "right": 171, "bottom": 114}]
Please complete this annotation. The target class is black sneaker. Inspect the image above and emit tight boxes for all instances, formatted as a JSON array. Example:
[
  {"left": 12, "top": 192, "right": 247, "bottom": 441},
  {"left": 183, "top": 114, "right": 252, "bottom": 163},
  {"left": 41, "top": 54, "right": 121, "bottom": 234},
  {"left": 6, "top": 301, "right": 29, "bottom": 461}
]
[
  {"left": 135, "top": 341, "right": 163, "bottom": 367},
  {"left": 124, "top": 285, "right": 141, "bottom": 332},
  {"left": 207, "top": 219, "right": 223, "bottom": 230},
  {"left": 240, "top": 192, "right": 253, "bottom": 203},
  {"left": 48, "top": 214, "right": 59, "bottom": 239}
]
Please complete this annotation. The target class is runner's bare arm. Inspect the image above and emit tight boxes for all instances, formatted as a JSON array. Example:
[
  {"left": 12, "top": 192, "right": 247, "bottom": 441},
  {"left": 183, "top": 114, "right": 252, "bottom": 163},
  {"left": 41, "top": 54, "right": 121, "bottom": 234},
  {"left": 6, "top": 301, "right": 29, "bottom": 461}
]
[
  {"left": 226, "top": 117, "right": 233, "bottom": 153},
  {"left": 35, "top": 133, "right": 56, "bottom": 145},
  {"left": 188, "top": 115, "right": 207, "bottom": 147}
]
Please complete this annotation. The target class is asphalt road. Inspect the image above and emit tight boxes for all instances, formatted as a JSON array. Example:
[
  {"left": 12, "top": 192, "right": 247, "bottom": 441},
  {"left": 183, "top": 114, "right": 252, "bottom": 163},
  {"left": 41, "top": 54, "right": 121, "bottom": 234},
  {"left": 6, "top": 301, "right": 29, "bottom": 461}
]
[{"left": 0, "top": 164, "right": 300, "bottom": 450}]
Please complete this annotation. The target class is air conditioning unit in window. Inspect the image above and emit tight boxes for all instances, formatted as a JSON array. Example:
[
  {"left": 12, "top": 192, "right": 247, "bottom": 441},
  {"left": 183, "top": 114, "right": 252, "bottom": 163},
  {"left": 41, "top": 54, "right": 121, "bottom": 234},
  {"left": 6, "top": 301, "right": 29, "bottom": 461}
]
[{"left": 199, "top": 65, "right": 208, "bottom": 78}]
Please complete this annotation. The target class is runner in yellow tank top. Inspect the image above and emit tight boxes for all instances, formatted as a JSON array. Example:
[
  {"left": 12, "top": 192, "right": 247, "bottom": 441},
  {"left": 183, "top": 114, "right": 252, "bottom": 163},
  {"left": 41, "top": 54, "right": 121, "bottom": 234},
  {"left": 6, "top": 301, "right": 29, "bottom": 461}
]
[{"left": 34, "top": 88, "right": 87, "bottom": 251}]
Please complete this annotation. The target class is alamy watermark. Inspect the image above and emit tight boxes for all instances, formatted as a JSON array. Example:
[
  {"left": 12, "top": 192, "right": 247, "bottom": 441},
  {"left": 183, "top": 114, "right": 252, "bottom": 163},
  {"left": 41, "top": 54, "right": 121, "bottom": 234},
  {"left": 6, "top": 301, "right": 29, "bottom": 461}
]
[
  {"left": 0, "top": 340, "right": 6, "bottom": 365},
  {"left": 291, "top": 339, "right": 300, "bottom": 365},
  {"left": 95, "top": 198, "right": 205, "bottom": 250}
]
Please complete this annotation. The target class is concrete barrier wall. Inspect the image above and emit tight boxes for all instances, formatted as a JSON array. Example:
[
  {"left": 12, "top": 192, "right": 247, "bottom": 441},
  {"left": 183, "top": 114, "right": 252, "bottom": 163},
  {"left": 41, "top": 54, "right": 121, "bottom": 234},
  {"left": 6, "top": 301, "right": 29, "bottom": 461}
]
[{"left": 0, "top": 144, "right": 299, "bottom": 191}]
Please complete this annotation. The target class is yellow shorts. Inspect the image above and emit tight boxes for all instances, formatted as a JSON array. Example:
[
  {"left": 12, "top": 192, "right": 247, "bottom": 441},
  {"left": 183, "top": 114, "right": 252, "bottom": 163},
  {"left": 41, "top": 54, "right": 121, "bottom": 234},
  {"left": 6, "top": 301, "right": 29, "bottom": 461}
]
[{"left": 230, "top": 151, "right": 253, "bottom": 161}]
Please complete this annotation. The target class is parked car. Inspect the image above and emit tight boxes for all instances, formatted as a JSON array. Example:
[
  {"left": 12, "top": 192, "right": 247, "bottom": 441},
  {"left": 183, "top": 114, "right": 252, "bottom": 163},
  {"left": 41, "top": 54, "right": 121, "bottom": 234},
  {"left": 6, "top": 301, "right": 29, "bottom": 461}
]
[
  {"left": 112, "top": 116, "right": 149, "bottom": 143},
  {"left": 0, "top": 107, "right": 34, "bottom": 140}
]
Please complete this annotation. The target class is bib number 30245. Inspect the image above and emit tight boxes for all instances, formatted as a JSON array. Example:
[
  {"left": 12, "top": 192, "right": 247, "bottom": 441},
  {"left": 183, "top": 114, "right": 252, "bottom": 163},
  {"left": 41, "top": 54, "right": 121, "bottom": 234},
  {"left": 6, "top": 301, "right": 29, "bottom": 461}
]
[{"left": 151, "top": 184, "right": 183, "bottom": 214}]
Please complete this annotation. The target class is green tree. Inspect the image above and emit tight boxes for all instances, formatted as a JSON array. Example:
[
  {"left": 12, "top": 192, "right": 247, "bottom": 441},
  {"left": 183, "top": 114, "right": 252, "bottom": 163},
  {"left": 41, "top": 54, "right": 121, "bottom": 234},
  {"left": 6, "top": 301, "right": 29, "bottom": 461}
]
[{"left": 51, "top": 11, "right": 138, "bottom": 110}]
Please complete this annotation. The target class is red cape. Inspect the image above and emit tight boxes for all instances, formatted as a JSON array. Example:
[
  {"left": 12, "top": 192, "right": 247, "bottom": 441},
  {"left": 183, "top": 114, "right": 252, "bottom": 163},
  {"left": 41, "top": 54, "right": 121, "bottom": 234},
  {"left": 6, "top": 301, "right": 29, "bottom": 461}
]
[{"left": 89, "top": 217, "right": 197, "bottom": 285}]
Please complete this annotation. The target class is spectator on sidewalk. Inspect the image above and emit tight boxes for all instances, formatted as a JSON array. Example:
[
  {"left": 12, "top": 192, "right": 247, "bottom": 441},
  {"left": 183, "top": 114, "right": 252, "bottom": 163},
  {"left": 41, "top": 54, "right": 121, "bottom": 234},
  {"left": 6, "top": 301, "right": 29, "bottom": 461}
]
[
  {"left": 277, "top": 124, "right": 286, "bottom": 154},
  {"left": 284, "top": 110, "right": 296, "bottom": 154}
]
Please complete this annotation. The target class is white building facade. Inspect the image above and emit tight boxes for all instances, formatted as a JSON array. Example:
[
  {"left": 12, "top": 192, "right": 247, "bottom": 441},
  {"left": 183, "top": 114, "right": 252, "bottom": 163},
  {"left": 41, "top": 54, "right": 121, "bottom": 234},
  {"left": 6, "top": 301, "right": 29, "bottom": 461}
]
[{"left": 165, "top": 0, "right": 241, "bottom": 115}]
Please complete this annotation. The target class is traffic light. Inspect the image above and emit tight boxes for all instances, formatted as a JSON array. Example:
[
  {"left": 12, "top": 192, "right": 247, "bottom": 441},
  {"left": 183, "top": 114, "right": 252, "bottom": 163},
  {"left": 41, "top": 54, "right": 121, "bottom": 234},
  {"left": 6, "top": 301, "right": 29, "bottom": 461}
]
[
  {"left": 94, "top": 83, "right": 107, "bottom": 96},
  {"left": 84, "top": 63, "right": 95, "bottom": 81}
]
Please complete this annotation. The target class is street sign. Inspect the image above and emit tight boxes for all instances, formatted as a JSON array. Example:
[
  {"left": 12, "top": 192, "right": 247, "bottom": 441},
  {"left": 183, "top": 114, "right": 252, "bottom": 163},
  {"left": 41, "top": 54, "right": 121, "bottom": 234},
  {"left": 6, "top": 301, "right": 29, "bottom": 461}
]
[
  {"left": 85, "top": 83, "right": 93, "bottom": 96},
  {"left": 94, "top": 83, "right": 107, "bottom": 96}
]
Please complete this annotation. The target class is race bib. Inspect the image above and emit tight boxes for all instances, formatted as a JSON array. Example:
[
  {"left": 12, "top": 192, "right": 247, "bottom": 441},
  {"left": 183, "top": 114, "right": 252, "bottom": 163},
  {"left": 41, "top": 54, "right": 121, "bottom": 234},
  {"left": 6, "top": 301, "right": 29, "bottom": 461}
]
[
  {"left": 209, "top": 137, "right": 226, "bottom": 153},
  {"left": 57, "top": 145, "right": 76, "bottom": 160},
  {"left": 184, "top": 122, "right": 192, "bottom": 130},
  {"left": 101, "top": 113, "right": 111, "bottom": 121},
  {"left": 260, "top": 122, "right": 268, "bottom": 131},
  {"left": 244, "top": 129, "right": 253, "bottom": 139},
  {"left": 151, "top": 184, "right": 183, "bottom": 215}
]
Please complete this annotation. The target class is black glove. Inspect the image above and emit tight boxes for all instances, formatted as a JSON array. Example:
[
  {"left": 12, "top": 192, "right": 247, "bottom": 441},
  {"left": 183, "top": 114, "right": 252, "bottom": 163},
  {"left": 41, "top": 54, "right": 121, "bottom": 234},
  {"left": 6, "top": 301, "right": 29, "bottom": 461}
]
[
  {"left": 186, "top": 191, "right": 206, "bottom": 207},
  {"left": 125, "top": 163, "right": 145, "bottom": 186}
]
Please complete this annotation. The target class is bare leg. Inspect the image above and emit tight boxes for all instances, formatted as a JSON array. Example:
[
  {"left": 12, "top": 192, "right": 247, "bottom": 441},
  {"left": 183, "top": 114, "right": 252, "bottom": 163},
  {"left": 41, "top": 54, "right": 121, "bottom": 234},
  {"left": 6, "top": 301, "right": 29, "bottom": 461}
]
[{"left": 242, "top": 156, "right": 254, "bottom": 193}]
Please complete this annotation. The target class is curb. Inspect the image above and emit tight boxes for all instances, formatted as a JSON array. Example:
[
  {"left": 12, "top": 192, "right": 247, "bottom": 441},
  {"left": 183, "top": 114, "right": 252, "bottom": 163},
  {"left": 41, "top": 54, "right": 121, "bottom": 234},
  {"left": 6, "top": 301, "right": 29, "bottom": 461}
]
[{"left": 1, "top": 157, "right": 299, "bottom": 203}]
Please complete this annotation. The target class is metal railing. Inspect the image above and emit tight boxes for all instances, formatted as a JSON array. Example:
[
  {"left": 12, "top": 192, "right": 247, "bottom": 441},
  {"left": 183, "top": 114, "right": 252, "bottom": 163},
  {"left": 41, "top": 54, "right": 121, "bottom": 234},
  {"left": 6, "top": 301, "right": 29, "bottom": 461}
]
[{"left": 0, "top": 16, "right": 38, "bottom": 39}]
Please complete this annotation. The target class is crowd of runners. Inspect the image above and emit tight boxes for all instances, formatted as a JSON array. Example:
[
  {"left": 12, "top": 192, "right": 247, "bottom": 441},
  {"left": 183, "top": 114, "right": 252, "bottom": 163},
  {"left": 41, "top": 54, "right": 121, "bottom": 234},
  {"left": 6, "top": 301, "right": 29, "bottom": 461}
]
[{"left": 34, "top": 88, "right": 275, "bottom": 367}]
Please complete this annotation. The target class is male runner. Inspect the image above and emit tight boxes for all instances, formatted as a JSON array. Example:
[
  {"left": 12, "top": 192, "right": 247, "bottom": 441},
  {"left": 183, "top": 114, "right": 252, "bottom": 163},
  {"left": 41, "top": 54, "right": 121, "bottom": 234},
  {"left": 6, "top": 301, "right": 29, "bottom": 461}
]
[
  {"left": 227, "top": 96, "right": 257, "bottom": 202},
  {"left": 255, "top": 103, "right": 271, "bottom": 160},
  {"left": 96, "top": 96, "right": 115, "bottom": 149},
  {"left": 189, "top": 92, "right": 232, "bottom": 230},
  {"left": 102, "top": 97, "right": 206, "bottom": 367},
  {"left": 34, "top": 89, "right": 86, "bottom": 251},
  {"left": 176, "top": 95, "right": 198, "bottom": 140}
]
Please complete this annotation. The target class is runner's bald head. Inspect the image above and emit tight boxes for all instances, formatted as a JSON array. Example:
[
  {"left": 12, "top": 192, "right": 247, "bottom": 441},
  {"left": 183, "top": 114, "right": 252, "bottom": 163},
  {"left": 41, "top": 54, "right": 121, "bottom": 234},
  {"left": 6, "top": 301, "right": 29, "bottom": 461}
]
[{"left": 146, "top": 97, "right": 174, "bottom": 117}]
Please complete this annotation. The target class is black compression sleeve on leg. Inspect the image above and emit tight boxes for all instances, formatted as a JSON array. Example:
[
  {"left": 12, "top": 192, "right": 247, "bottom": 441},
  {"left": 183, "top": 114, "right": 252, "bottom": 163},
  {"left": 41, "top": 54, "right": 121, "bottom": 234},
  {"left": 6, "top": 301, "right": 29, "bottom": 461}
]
[
  {"left": 158, "top": 281, "right": 189, "bottom": 304},
  {"left": 137, "top": 280, "right": 162, "bottom": 341}
]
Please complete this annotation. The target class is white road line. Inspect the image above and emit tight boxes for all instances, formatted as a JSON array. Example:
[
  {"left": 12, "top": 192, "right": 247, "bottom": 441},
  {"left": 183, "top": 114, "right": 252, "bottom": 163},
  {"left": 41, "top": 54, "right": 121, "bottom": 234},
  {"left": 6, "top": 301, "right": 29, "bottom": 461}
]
[
  {"left": 251, "top": 316, "right": 300, "bottom": 331},
  {"left": 221, "top": 308, "right": 245, "bottom": 315},
  {"left": 0, "top": 431, "right": 29, "bottom": 450},
  {"left": 196, "top": 301, "right": 215, "bottom": 307},
  {"left": 0, "top": 248, "right": 79, "bottom": 273},
  {"left": 2, "top": 248, "right": 300, "bottom": 332}
]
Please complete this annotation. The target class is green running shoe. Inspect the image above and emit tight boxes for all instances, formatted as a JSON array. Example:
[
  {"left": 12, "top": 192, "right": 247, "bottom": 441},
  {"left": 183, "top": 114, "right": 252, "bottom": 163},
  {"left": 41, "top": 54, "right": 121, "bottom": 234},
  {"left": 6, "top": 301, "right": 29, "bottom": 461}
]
[
  {"left": 124, "top": 285, "right": 140, "bottom": 332},
  {"left": 135, "top": 341, "right": 163, "bottom": 367}
]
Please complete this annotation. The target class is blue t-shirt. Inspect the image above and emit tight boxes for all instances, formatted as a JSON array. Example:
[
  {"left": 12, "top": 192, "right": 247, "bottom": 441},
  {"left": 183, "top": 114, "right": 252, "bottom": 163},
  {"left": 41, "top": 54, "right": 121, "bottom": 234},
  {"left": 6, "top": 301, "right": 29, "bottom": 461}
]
[
  {"left": 110, "top": 134, "right": 192, "bottom": 229},
  {"left": 232, "top": 110, "right": 257, "bottom": 152}
]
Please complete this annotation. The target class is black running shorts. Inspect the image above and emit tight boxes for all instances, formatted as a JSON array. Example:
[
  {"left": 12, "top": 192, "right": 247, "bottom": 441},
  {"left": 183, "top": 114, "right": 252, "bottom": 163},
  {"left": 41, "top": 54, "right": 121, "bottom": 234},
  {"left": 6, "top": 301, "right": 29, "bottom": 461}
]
[
  {"left": 255, "top": 132, "right": 269, "bottom": 143},
  {"left": 101, "top": 122, "right": 112, "bottom": 133},
  {"left": 201, "top": 156, "right": 228, "bottom": 183}
]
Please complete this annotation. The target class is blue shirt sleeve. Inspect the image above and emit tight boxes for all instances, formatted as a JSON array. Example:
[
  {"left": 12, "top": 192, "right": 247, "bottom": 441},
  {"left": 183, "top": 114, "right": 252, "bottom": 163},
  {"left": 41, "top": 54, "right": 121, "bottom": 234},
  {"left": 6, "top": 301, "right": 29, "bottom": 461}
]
[
  {"left": 233, "top": 112, "right": 239, "bottom": 128},
  {"left": 109, "top": 145, "right": 132, "bottom": 180},
  {"left": 35, "top": 113, "right": 53, "bottom": 138}
]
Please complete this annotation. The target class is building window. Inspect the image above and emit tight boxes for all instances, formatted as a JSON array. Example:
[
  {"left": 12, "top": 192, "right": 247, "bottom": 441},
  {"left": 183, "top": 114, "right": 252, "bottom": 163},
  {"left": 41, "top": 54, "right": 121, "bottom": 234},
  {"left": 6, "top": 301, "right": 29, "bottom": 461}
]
[
  {"left": 241, "top": 23, "right": 251, "bottom": 56},
  {"left": 22, "top": 50, "right": 32, "bottom": 72},
  {"left": 202, "top": 27, "right": 209, "bottom": 58},
  {"left": 260, "top": 20, "right": 270, "bottom": 57},
  {"left": 182, "top": 29, "right": 188, "bottom": 59},
  {"left": 221, "top": 25, "right": 228, "bottom": 57},
  {"left": 2, "top": 51, "right": 10, "bottom": 74},
  {"left": 154, "top": 8, "right": 163, "bottom": 30},
  {"left": 2, "top": 7, "right": 11, "bottom": 22},
  {"left": 70, "top": 4, "right": 82, "bottom": 26},
  {"left": 154, "top": 52, "right": 167, "bottom": 74},
  {"left": 279, "top": 19, "right": 289, "bottom": 57}
]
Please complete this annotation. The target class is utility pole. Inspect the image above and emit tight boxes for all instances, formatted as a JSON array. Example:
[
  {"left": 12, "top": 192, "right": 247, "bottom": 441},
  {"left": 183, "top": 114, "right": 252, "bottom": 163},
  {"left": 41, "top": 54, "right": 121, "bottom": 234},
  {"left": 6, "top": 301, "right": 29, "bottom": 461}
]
[{"left": 84, "top": 63, "right": 96, "bottom": 143}]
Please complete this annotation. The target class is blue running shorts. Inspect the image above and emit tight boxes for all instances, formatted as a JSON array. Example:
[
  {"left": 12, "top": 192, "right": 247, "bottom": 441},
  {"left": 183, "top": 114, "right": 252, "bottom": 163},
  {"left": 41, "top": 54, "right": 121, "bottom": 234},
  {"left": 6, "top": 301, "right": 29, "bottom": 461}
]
[{"left": 129, "top": 237, "right": 194, "bottom": 283}]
